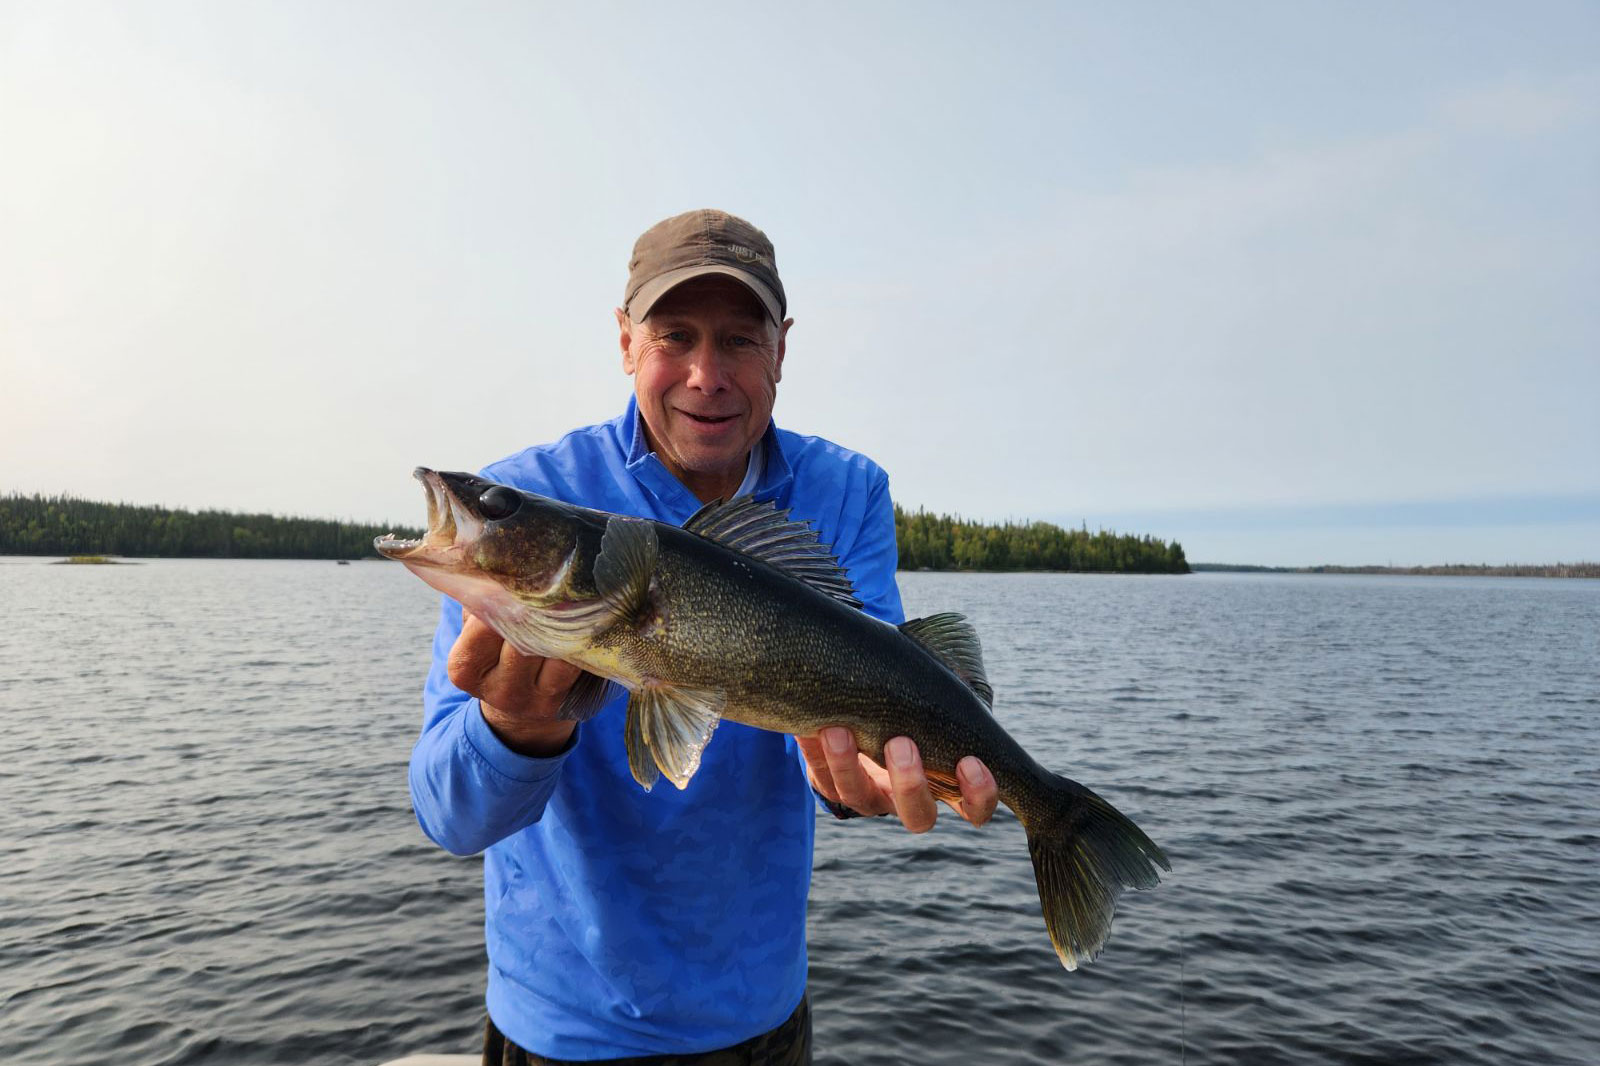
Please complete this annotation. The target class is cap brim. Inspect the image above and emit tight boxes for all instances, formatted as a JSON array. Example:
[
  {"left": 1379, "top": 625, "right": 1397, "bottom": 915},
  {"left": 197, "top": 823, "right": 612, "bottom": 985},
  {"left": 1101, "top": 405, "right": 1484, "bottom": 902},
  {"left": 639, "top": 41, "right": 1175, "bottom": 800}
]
[{"left": 627, "top": 265, "right": 783, "bottom": 326}]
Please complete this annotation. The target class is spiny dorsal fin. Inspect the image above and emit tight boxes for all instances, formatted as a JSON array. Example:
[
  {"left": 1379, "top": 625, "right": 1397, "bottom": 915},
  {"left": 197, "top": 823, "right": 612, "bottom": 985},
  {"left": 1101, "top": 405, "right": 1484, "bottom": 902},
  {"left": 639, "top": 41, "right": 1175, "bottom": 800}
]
[
  {"left": 899, "top": 612, "right": 993, "bottom": 707},
  {"left": 594, "top": 516, "right": 658, "bottom": 620},
  {"left": 683, "top": 496, "right": 862, "bottom": 609}
]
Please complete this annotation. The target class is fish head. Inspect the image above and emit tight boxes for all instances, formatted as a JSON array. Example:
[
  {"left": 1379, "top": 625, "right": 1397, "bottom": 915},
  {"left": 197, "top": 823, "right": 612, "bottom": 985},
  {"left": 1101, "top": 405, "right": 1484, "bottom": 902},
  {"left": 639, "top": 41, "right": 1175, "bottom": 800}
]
[{"left": 375, "top": 469, "right": 600, "bottom": 621}]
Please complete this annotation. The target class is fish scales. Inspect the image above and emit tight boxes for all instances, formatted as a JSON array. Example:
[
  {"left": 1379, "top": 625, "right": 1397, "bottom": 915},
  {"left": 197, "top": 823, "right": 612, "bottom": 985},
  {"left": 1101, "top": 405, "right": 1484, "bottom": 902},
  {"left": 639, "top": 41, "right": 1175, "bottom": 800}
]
[
  {"left": 379, "top": 468, "right": 1170, "bottom": 970},
  {"left": 609, "top": 524, "right": 1005, "bottom": 747}
]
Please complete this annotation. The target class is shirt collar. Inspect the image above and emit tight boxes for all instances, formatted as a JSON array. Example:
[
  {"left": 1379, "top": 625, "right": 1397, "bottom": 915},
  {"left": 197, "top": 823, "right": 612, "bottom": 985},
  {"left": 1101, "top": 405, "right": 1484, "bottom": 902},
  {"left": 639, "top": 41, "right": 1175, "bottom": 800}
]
[{"left": 735, "top": 436, "right": 766, "bottom": 498}]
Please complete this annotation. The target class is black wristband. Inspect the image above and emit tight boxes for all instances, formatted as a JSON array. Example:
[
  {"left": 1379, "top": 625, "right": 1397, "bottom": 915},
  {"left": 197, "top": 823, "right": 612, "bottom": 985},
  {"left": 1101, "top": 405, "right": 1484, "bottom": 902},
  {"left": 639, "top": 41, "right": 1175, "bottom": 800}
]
[{"left": 822, "top": 796, "right": 887, "bottom": 820}]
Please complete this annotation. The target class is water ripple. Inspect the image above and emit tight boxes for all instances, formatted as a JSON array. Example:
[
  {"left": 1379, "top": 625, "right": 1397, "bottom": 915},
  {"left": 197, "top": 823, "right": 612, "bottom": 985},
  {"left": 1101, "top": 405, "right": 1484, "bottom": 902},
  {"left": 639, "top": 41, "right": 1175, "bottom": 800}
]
[{"left": 1, "top": 562, "right": 1597, "bottom": 1064}]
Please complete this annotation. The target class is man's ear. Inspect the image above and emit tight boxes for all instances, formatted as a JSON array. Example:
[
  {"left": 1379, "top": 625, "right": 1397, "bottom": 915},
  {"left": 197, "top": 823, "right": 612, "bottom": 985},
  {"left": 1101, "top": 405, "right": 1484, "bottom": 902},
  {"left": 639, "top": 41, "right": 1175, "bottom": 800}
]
[
  {"left": 616, "top": 308, "right": 636, "bottom": 374},
  {"left": 774, "top": 317, "right": 793, "bottom": 382}
]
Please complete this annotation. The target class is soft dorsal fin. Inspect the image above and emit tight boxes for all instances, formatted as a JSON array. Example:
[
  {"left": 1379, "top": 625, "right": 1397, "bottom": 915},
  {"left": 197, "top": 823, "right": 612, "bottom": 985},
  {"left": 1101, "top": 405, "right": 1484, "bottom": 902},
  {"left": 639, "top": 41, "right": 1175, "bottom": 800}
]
[
  {"left": 683, "top": 496, "right": 862, "bottom": 609},
  {"left": 899, "top": 612, "right": 993, "bottom": 707}
]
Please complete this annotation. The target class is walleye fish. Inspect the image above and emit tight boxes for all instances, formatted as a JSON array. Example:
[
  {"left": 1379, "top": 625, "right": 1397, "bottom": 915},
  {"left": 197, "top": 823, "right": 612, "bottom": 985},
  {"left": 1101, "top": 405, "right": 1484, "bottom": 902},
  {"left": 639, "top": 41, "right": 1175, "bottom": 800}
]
[{"left": 378, "top": 468, "right": 1169, "bottom": 969}]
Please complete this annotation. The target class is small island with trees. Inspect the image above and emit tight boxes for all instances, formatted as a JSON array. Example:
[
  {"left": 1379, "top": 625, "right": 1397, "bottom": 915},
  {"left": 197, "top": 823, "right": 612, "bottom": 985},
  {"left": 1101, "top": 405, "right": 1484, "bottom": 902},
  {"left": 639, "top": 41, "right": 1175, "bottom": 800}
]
[{"left": 894, "top": 505, "right": 1189, "bottom": 574}]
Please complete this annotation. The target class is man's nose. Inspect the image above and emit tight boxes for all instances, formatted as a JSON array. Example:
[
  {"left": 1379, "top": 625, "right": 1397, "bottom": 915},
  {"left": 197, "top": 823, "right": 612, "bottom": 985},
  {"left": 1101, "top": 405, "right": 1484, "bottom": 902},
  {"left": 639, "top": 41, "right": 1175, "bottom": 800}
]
[{"left": 684, "top": 344, "right": 729, "bottom": 392}]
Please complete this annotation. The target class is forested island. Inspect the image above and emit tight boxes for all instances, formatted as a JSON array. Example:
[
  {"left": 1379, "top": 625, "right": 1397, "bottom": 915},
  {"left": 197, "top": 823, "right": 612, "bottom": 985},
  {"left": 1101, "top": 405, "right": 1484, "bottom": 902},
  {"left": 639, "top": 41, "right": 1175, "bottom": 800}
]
[
  {"left": 0, "top": 493, "right": 419, "bottom": 560},
  {"left": 895, "top": 505, "right": 1188, "bottom": 574},
  {"left": 2, "top": 493, "right": 1191, "bottom": 574}
]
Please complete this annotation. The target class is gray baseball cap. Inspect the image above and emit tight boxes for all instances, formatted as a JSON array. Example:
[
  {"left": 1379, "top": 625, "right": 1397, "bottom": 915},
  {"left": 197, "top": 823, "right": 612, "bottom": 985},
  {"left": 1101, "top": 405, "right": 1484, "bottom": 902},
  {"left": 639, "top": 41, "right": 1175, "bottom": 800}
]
[{"left": 624, "top": 209, "right": 787, "bottom": 325}]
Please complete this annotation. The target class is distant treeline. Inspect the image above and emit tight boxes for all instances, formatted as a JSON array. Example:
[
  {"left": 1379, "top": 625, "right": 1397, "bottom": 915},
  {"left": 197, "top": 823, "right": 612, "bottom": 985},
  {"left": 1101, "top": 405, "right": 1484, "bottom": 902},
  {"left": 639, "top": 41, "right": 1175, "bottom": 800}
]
[
  {"left": 895, "top": 505, "right": 1188, "bottom": 574},
  {"left": 1195, "top": 562, "right": 1599, "bottom": 579},
  {"left": 3, "top": 491, "right": 1192, "bottom": 573},
  {"left": 0, "top": 494, "right": 421, "bottom": 560}
]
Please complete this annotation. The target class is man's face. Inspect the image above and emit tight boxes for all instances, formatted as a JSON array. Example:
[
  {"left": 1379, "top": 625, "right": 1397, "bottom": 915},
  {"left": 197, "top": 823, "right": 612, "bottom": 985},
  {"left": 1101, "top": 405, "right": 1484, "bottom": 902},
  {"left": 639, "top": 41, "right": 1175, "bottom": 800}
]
[{"left": 618, "top": 275, "right": 792, "bottom": 502}]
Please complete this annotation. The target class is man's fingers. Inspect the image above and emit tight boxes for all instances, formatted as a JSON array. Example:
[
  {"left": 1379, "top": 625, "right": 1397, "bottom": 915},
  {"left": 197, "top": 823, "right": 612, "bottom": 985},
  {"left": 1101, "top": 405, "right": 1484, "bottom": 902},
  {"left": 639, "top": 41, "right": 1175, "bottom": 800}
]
[
  {"left": 490, "top": 637, "right": 583, "bottom": 711},
  {"left": 491, "top": 635, "right": 544, "bottom": 679},
  {"left": 796, "top": 735, "right": 839, "bottom": 800},
  {"left": 955, "top": 756, "right": 998, "bottom": 827},
  {"left": 448, "top": 612, "right": 505, "bottom": 692},
  {"left": 819, "top": 727, "right": 889, "bottom": 815},
  {"left": 809, "top": 730, "right": 995, "bottom": 832},
  {"left": 884, "top": 737, "right": 937, "bottom": 833},
  {"left": 534, "top": 658, "right": 584, "bottom": 699}
]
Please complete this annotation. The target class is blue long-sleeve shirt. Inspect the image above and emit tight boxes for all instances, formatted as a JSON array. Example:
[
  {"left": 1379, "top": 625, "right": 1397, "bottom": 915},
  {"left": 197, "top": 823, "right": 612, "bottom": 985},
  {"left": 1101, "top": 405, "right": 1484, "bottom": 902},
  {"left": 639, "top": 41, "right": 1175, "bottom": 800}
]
[{"left": 408, "top": 397, "right": 904, "bottom": 1059}]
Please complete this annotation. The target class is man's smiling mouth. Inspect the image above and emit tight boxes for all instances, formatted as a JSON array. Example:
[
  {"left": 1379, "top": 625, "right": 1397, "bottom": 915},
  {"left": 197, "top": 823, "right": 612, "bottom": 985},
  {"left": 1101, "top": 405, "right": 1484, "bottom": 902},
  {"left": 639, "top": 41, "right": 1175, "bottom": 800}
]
[{"left": 682, "top": 412, "right": 736, "bottom": 425}]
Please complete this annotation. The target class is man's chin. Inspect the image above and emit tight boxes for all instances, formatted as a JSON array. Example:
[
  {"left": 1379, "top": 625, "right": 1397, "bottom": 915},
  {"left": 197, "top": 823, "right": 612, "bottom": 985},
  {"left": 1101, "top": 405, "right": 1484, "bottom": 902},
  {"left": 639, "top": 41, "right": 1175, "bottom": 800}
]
[
  {"left": 678, "top": 449, "right": 747, "bottom": 476},
  {"left": 662, "top": 439, "right": 757, "bottom": 491}
]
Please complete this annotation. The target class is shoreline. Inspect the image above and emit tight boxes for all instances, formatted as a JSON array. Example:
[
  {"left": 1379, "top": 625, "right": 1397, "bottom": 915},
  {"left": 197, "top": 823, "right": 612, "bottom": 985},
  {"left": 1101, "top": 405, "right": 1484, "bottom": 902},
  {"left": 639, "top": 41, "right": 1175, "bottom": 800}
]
[
  {"left": 4, "top": 554, "right": 1594, "bottom": 578},
  {"left": 1192, "top": 563, "right": 1600, "bottom": 579}
]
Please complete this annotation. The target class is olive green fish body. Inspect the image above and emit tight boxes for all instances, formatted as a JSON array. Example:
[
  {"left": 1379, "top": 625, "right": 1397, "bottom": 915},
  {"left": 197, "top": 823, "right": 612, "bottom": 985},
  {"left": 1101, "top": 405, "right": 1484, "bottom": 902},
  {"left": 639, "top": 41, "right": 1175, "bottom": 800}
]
[{"left": 378, "top": 469, "right": 1170, "bottom": 970}]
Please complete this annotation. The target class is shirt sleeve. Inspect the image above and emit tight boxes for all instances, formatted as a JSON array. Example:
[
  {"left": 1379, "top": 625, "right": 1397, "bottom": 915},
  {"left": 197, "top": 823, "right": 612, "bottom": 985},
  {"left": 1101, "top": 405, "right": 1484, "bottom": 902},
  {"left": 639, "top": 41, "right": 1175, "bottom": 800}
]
[{"left": 407, "top": 593, "right": 576, "bottom": 856}]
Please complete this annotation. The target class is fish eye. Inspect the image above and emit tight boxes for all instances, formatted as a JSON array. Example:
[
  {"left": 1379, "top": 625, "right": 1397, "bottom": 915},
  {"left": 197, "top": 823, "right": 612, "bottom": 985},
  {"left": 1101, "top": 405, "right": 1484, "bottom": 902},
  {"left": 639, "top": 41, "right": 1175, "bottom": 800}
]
[{"left": 478, "top": 485, "right": 521, "bottom": 521}]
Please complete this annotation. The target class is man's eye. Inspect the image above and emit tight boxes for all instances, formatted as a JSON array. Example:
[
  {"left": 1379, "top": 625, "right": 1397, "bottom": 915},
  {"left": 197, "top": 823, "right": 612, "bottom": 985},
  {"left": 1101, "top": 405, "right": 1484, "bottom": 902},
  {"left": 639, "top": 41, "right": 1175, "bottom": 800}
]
[
  {"left": 728, "top": 335, "right": 752, "bottom": 348},
  {"left": 664, "top": 330, "right": 690, "bottom": 344}
]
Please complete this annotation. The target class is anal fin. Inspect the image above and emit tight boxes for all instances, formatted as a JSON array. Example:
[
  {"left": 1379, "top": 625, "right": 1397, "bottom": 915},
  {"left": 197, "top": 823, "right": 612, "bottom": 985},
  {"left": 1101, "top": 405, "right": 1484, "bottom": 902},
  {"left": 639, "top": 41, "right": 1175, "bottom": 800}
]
[{"left": 923, "top": 766, "right": 964, "bottom": 805}]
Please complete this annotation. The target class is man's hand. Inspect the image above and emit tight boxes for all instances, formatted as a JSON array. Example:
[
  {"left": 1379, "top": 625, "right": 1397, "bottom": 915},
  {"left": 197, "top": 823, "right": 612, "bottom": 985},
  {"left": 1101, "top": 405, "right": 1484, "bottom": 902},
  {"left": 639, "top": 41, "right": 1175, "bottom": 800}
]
[
  {"left": 797, "top": 727, "right": 998, "bottom": 832},
  {"left": 447, "top": 611, "right": 583, "bottom": 757}
]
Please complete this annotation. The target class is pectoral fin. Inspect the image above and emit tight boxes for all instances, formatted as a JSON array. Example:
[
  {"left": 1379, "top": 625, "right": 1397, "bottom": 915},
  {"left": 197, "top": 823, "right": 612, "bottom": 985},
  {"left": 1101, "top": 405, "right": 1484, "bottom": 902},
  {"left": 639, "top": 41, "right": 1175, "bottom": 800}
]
[
  {"left": 622, "top": 682, "right": 727, "bottom": 790},
  {"left": 594, "top": 516, "right": 658, "bottom": 621}
]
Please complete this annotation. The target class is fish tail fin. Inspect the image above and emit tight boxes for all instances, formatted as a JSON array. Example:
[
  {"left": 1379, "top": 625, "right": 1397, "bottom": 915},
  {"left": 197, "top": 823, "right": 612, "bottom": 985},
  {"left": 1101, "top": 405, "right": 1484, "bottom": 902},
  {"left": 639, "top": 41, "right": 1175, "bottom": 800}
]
[{"left": 1021, "top": 775, "right": 1171, "bottom": 970}]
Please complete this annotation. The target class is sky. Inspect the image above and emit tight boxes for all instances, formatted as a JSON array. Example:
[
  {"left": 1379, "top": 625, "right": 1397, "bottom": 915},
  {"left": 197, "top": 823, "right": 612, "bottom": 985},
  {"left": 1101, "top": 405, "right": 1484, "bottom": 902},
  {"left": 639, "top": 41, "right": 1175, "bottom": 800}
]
[{"left": 2, "top": 1, "right": 1596, "bottom": 567}]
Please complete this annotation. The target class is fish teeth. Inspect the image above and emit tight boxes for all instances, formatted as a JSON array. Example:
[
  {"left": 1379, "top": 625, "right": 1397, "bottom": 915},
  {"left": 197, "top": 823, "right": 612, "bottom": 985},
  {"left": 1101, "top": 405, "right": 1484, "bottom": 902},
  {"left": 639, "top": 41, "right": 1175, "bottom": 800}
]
[
  {"left": 417, "top": 472, "right": 458, "bottom": 547},
  {"left": 445, "top": 493, "right": 482, "bottom": 547}
]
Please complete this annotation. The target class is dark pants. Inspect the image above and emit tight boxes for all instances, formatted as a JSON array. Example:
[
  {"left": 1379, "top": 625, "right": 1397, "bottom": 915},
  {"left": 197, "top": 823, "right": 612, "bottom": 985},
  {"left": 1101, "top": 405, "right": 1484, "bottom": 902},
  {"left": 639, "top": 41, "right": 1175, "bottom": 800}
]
[{"left": 482, "top": 996, "right": 812, "bottom": 1066}]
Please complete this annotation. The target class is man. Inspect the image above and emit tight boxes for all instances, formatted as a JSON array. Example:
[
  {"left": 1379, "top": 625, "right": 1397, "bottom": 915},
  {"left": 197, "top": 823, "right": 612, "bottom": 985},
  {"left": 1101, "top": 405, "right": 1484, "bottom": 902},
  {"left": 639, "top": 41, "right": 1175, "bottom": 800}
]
[{"left": 409, "top": 210, "right": 998, "bottom": 1065}]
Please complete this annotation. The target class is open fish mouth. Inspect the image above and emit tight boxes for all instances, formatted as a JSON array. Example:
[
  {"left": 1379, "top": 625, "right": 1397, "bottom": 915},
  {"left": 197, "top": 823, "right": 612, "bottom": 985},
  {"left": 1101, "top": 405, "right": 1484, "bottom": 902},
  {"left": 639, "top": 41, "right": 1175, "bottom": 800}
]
[{"left": 374, "top": 467, "right": 485, "bottom": 565}]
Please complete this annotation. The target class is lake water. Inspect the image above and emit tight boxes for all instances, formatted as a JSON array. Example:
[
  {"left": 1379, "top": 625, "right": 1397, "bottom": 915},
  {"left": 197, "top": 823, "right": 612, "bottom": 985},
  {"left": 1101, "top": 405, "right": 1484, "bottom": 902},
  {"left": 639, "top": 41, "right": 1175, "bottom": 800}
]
[{"left": 1, "top": 559, "right": 1596, "bottom": 1065}]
